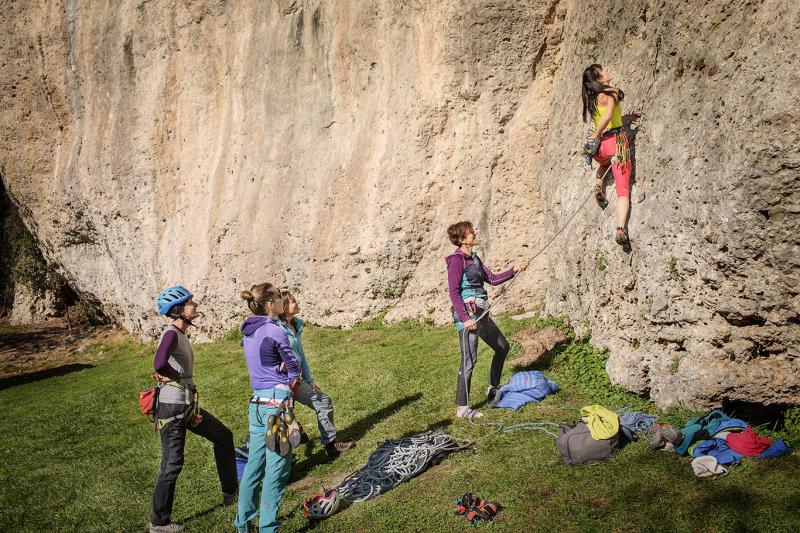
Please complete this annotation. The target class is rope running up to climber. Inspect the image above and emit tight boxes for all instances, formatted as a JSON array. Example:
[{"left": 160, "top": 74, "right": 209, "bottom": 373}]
[{"left": 474, "top": 165, "right": 612, "bottom": 323}]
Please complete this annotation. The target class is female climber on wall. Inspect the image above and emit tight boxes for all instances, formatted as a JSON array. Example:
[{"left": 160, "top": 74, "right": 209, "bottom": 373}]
[
  {"left": 582, "top": 63, "right": 638, "bottom": 245},
  {"left": 445, "top": 221, "right": 528, "bottom": 420}
]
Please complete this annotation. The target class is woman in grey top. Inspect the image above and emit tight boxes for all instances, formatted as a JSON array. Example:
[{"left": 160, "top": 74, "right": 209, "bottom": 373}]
[{"left": 149, "top": 285, "right": 237, "bottom": 533}]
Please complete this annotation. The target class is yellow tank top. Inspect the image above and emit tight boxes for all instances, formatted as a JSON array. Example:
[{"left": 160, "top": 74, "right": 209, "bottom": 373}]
[{"left": 593, "top": 101, "right": 623, "bottom": 130}]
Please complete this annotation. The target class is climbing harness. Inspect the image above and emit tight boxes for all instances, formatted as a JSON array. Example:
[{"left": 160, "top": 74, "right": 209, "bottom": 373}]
[
  {"left": 155, "top": 380, "right": 200, "bottom": 430},
  {"left": 473, "top": 165, "right": 612, "bottom": 324},
  {"left": 334, "top": 430, "right": 473, "bottom": 503}
]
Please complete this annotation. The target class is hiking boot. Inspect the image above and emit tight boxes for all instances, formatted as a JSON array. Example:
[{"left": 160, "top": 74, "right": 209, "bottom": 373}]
[
  {"left": 486, "top": 386, "right": 499, "bottom": 403},
  {"left": 325, "top": 439, "right": 355, "bottom": 459},
  {"left": 223, "top": 492, "right": 237, "bottom": 507},
  {"left": 149, "top": 523, "right": 184, "bottom": 533}
]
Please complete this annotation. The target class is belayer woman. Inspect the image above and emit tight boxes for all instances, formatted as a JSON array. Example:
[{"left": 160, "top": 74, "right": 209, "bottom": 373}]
[
  {"left": 235, "top": 283, "right": 302, "bottom": 533},
  {"left": 277, "top": 291, "right": 355, "bottom": 459},
  {"left": 445, "top": 221, "right": 528, "bottom": 420},
  {"left": 582, "top": 63, "right": 637, "bottom": 245},
  {"left": 150, "top": 286, "right": 237, "bottom": 533}
]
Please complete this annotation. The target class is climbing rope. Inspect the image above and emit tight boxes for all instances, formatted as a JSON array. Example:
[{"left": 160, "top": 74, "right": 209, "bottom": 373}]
[
  {"left": 335, "top": 430, "right": 473, "bottom": 503},
  {"left": 467, "top": 417, "right": 562, "bottom": 441},
  {"left": 474, "top": 166, "right": 613, "bottom": 323}
]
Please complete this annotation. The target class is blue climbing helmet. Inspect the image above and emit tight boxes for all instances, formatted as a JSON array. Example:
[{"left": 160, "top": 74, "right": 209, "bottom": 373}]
[{"left": 156, "top": 285, "right": 193, "bottom": 317}]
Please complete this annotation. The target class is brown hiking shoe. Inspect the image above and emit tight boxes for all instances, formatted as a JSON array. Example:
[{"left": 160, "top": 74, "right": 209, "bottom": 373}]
[{"left": 325, "top": 439, "right": 355, "bottom": 459}]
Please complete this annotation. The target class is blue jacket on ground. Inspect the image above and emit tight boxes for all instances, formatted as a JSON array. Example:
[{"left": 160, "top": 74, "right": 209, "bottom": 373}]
[
  {"left": 240, "top": 316, "right": 301, "bottom": 389},
  {"left": 676, "top": 410, "right": 747, "bottom": 455},
  {"left": 494, "top": 371, "right": 558, "bottom": 410},
  {"left": 691, "top": 438, "right": 743, "bottom": 465}
]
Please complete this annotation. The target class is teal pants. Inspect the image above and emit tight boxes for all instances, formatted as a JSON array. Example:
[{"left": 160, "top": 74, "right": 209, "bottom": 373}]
[{"left": 234, "top": 389, "right": 292, "bottom": 533}]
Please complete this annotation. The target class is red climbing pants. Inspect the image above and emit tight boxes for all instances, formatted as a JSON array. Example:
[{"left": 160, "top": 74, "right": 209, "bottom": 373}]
[{"left": 594, "top": 131, "right": 631, "bottom": 198}]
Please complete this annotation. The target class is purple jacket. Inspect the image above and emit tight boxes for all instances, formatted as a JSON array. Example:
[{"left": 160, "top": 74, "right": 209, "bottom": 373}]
[
  {"left": 445, "top": 248, "right": 515, "bottom": 323},
  {"left": 240, "top": 316, "right": 302, "bottom": 389}
]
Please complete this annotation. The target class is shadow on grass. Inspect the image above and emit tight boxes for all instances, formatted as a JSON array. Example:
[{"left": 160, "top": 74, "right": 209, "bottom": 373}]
[
  {"left": 0, "top": 363, "right": 95, "bottom": 390},
  {"left": 290, "top": 392, "right": 423, "bottom": 482}
]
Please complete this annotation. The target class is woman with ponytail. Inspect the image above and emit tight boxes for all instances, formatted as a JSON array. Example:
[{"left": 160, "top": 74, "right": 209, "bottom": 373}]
[
  {"left": 277, "top": 291, "right": 354, "bottom": 459},
  {"left": 234, "top": 283, "right": 302, "bottom": 533},
  {"left": 582, "top": 63, "right": 638, "bottom": 245}
]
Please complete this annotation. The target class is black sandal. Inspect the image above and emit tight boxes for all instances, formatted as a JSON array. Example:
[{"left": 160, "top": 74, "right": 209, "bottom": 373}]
[{"left": 615, "top": 227, "right": 629, "bottom": 245}]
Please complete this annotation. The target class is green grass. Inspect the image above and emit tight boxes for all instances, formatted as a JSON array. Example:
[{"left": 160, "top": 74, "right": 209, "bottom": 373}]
[{"left": 1, "top": 316, "right": 798, "bottom": 532}]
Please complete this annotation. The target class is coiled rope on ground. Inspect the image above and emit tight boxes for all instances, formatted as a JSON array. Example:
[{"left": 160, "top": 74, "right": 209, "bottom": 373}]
[{"left": 335, "top": 429, "right": 474, "bottom": 502}]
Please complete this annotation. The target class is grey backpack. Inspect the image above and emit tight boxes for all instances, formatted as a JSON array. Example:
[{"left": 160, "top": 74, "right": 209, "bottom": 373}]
[{"left": 556, "top": 422, "right": 620, "bottom": 465}]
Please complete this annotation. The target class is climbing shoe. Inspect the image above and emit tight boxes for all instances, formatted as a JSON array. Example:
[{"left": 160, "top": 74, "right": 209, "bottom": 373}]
[
  {"left": 223, "top": 492, "right": 237, "bottom": 507},
  {"left": 472, "top": 495, "right": 501, "bottom": 518},
  {"left": 325, "top": 439, "right": 355, "bottom": 459},
  {"left": 486, "top": 386, "right": 499, "bottom": 403},
  {"left": 454, "top": 493, "right": 495, "bottom": 524},
  {"left": 615, "top": 227, "right": 629, "bottom": 245},
  {"left": 265, "top": 414, "right": 281, "bottom": 453},
  {"left": 149, "top": 523, "right": 184, "bottom": 533},
  {"left": 282, "top": 408, "right": 305, "bottom": 449}
]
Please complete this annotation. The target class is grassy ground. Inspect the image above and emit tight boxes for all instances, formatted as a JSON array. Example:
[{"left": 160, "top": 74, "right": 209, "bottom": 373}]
[{"left": 1, "top": 316, "right": 798, "bottom": 532}]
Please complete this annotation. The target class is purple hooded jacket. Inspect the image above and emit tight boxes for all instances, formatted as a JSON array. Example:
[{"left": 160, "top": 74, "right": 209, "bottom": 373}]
[{"left": 240, "top": 316, "right": 302, "bottom": 389}]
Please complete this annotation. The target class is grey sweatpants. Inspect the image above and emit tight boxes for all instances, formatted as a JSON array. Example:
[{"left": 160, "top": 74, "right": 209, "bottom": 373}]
[
  {"left": 293, "top": 381, "right": 337, "bottom": 445},
  {"left": 456, "top": 313, "right": 509, "bottom": 407}
]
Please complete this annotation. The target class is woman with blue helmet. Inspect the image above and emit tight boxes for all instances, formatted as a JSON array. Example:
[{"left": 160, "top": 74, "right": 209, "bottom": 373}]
[{"left": 149, "top": 286, "right": 237, "bottom": 533}]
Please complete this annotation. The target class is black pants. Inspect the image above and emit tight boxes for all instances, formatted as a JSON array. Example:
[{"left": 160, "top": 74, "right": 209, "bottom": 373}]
[
  {"left": 150, "top": 403, "right": 237, "bottom": 526},
  {"left": 455, "top": 312, "right": 509, "bottom": 406}
]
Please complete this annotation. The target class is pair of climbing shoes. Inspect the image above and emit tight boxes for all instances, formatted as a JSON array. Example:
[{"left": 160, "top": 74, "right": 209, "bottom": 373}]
[
  {"left": 264, "top": 405, "right": 306, "bottom": 456},
  {"left": 454, "top": 493, "right": 501, "bottom": 524}
]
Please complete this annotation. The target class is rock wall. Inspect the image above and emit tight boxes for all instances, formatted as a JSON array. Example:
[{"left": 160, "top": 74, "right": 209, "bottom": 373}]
[
  {"left": 1, "top": 0, "right": 797, "bottom": 408},
  {"left": 0, "top": 0, "right": 562, "bottom": 338},
  {"left": 539, "top": 0, "right": 799, "bottom": 408}
]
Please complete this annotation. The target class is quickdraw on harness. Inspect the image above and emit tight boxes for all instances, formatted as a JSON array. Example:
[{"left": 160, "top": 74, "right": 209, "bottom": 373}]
[
  {"left": 454, "top": 493, "right": 501, "bottom": 524},
  {"left": 613, "top": 128, "right": 631, "bottom": 171}
]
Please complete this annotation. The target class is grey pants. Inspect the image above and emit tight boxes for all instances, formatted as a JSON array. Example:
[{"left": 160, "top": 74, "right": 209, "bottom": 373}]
[
  {"left": 456, "top": 313, "right": 509, "bottom": 407},
  {"left": 294, "top": 381, "right": 337, "bottom": 445}
]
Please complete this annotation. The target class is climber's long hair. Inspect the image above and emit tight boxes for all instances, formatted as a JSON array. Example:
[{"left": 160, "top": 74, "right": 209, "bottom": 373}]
[{"left": 581, "top": 64, "right": 624, "bottom": 123}]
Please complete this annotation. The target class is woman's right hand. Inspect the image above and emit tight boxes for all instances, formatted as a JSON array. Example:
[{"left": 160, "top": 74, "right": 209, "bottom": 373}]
[{"left": 463, "top": 319, "right": 478, "bottom": 331}]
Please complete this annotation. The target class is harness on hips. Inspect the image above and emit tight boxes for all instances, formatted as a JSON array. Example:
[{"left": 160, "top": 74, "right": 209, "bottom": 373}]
[{"left": 155, "top": 377, "right": 200, "bottom": 430}]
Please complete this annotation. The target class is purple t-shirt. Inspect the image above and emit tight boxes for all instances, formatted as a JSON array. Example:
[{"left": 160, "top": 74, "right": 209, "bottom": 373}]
[{"left": 445, "top": 248, "right": 515, "bottom": 323}]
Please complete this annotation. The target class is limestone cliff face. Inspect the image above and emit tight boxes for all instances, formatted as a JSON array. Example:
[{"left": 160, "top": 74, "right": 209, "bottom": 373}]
[
  {"left": 1, "top": 0, "right": 560, "bottom": 336},
  {"left": 539, "top": 0, "right": 799, "bottom": 408},
  {"left": 1, "top": 1, "right": 797, "bottom": 408}
]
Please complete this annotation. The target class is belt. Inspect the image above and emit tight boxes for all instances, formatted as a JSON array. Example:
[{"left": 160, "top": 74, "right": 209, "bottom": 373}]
[
  {"left": 249, "top": 396, "right": 285, "bottom": 407},
  {"left": 601, "top": 127, "right": 624, "bottom": 137}
]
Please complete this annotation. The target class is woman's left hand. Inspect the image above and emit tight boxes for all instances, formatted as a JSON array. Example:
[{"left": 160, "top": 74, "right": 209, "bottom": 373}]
[{"left": 514, "top": 259, "right": 530, "bottom": 272}]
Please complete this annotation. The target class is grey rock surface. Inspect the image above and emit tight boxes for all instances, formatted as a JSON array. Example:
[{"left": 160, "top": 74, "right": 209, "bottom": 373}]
[{"left": 540, "top": 0, "right": 799, "bottom": 407}]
